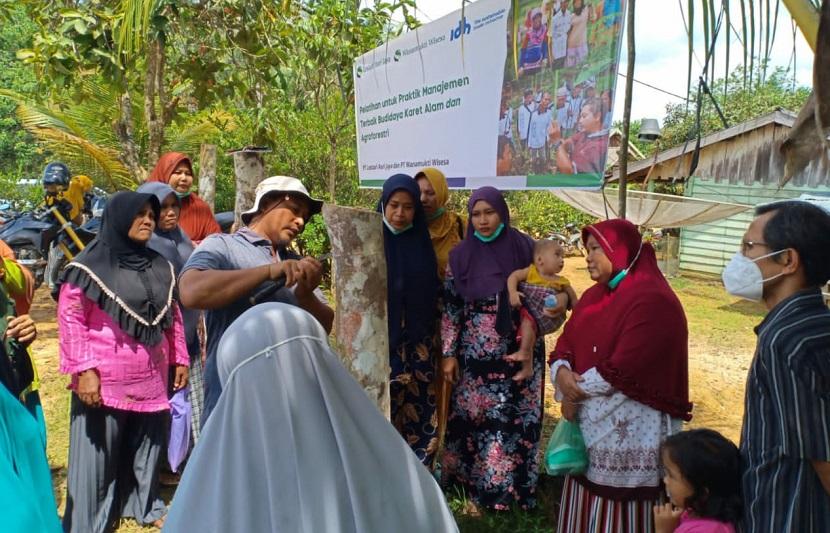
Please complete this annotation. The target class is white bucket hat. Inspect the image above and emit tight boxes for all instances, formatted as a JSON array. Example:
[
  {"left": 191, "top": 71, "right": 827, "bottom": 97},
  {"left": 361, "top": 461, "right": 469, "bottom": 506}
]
[{"left": 240, "top": 176, "right": 324, "bottom": 225}]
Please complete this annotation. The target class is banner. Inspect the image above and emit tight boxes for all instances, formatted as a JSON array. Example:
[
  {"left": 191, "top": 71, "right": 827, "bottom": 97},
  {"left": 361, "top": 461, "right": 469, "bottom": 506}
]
[{"left": 354, "top": 0, "right": 626, "bottom": 190}]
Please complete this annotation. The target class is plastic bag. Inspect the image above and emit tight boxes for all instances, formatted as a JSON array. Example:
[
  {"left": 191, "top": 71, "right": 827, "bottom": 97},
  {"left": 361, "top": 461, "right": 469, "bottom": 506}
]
[
  {"left": 544, "top": 419, "right": 588, "bottom": 476},
  {"left": 168, "top": 387, "right": 192, "bottom": 473}
]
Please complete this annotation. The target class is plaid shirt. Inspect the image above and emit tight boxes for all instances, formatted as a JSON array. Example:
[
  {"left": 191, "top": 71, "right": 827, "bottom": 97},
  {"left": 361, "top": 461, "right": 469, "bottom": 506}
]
[{"left": 740, "top": 289, "right": 830, "bottom": 532}]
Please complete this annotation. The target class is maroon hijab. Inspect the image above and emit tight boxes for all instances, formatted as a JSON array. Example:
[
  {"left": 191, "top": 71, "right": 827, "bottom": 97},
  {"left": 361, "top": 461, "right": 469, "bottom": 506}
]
[
  {"left": 448, "top": 186, "right": 534, "bottom": 301},
  {"left": 550, "top": 219, "right": 692, "bottom": 420}
]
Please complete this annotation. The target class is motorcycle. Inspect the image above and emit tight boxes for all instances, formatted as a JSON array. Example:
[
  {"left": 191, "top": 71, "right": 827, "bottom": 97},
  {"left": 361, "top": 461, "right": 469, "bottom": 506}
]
[
  {"left": 0, "top": 205, "right": 66, "bottom": 289},
  {"left": 44, "top": 194, "right": 106, "bottom": 291},
  {"left": 548, "top": 222, "right": 585, "bottom": 257},
  {"left": 46, "top": 200, "right": 234, "bottom": 291}
]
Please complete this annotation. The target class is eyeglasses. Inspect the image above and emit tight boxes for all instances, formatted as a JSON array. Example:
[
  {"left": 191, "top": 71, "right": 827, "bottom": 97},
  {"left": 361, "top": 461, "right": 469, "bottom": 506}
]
[{"left": 740, "top": 240, "right": 769, "bottom": 254}]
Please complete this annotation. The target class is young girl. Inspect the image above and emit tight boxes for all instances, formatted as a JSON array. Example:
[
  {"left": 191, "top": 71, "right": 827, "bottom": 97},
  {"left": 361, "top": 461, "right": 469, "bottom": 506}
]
[{"left": 655, "top": 429, "right": 742, "bottom": 533}]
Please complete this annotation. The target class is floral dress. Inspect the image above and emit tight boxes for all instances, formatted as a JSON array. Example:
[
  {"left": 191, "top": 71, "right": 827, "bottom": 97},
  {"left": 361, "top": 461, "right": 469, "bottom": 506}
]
[
  {"left": 390, "top": 332, "right": 438, "bottom": 466},
  {"left": 439, "top": 273, "right": 544, "bottom": 510}
]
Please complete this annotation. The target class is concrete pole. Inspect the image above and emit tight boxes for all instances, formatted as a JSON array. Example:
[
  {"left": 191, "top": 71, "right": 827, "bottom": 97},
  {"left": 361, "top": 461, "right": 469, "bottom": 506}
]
[
  {"left": 229, "top": 146, "right": 269, "bottom": 229},
  {"left": 198, "top": 143, "right": 217, "bottom": 210}
]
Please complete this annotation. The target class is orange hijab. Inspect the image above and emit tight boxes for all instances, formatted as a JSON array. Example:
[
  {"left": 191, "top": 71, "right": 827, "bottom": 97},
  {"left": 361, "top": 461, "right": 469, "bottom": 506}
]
[
  {"left": 146, "top": 152, "right": 220, "bottom": 242},
  {"left": 416, "top": 168, "right": 466, "bottom": 279}
]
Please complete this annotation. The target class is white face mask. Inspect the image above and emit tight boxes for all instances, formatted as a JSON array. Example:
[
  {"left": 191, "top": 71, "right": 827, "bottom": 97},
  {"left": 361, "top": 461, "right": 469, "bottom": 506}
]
[{"left": 721, "top": 250, "right": 786, "bottom": 301}]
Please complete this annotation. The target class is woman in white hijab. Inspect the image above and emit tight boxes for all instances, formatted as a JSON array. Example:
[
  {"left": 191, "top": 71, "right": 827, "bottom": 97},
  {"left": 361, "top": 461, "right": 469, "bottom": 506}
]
[{"left": 163, "top": 302, "right": 458, "bottom": 533}]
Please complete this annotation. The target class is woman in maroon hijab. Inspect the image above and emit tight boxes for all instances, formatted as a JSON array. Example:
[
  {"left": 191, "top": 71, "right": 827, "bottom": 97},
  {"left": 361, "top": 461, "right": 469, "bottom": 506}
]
[
  {"left": 550, "top": 219, "right": 692, "bottom": 533},
  {"left": 439, "top": 187, "right": 543, "bottom": 512},
  {"left": 146, "top": 152, "right": 220, "bottom": 243}
]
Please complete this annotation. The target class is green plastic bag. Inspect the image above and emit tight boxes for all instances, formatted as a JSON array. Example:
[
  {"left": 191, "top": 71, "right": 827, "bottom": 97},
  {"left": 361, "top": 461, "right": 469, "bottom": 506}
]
[{"left": 544, "top": 420, "right": 588, "bottom": 476}]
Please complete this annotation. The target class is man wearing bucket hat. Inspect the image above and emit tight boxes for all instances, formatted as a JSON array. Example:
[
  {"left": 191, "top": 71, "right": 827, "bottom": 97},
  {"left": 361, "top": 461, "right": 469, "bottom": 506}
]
[{"left": 179, "top": 176, "right": 333, "bottom": 422}]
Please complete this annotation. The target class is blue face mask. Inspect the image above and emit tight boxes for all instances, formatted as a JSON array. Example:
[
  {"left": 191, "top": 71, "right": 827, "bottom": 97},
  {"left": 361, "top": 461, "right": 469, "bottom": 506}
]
[
  {"left": 175, "top": 191, "right": 191, "bottom": 199},
  {"left": 428, "top": 207, "right": 446, "bottom": 221},
  {"left": 474, "top": 223, "right": 505, "bottom": 243},
  {"left": 383, "top": 215, "right": 413, "bottom": 235}
]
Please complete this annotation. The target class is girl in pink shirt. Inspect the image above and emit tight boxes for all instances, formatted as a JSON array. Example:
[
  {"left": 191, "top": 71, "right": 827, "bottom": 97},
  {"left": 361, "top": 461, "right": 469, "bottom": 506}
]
[
  {"left": 655, "top": 429, "right": 741, "bottom": 533},
  {"left": 58, "top": 191, "right": 189, "bottom": 533}
]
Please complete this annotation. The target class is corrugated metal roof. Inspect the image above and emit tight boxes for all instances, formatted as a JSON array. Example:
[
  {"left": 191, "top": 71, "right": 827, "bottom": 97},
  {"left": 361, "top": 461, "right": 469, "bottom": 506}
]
[{"left": 609, "top": 108, "right": 799, "bottom": 181}]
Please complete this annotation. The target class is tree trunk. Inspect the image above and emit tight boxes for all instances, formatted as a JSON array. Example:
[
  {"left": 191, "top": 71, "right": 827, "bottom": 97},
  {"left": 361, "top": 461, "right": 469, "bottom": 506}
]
[
  {"left": 144, "top": 39, "right": 178, "bottom": 170},
  {"left": 327, "top": 136, "right": 338, "bottom": 203},
  {"left": 198, "top": 143, "right": 217, "bottom": 210},
  {"left": 231, "top": 148, "right": 266, "bottom": 229},
  {"left": 114, "top": 91, "right": 147, "bottom": 184},
  {"left": 322, "top": 204, "right": 390, "bottom": 417}
]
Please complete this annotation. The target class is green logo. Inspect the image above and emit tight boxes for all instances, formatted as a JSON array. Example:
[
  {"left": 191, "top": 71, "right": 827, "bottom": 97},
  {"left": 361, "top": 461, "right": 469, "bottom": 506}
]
[
  {"left": 356, "top": 65, "right": 364, "bottom": 78},
  {"left": 394, "top": 49, "right": 402, "bottom": 62}
]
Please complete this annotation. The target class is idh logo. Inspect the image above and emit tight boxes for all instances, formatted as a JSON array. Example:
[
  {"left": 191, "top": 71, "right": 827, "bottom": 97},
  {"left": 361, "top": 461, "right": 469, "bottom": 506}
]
[{"left": 449, "top": 17, "right": 471, "bottom": 41}]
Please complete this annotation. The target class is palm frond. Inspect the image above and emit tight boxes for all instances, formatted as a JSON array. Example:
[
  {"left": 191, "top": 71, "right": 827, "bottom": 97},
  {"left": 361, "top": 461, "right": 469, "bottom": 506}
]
[
  {"left": 2, "top": 93, "right": 133, "bottom": 190},
  {"left": 166, "top": 110, "right": 237, "bottom": 156},
  {"left": 116, "top": 0, "right": 160, "bottom": 56}
]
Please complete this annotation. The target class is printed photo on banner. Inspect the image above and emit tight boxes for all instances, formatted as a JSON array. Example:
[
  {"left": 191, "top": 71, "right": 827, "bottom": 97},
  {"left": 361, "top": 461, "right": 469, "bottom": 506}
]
[
  {"left": 352, "top": 0, "right": 625, "bottom": 189},
  {"left": 497, "top": 0, "right": 625, "bottom": 184}
]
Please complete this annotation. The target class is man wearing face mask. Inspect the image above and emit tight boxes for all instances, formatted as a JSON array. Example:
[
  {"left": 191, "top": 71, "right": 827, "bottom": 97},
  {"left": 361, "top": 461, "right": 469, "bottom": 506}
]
[{"left": 722, "top": 200, "right": 830, "bottom": 532}]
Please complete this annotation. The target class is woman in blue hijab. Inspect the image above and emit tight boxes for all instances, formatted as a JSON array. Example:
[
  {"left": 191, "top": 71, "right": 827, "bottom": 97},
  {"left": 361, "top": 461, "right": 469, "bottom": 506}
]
[
  {"left": 137, "top": 182, "right": 204, "bottom": 446},
  {"left": 377, "top": 174, "right": 440, "bottom": 467}
]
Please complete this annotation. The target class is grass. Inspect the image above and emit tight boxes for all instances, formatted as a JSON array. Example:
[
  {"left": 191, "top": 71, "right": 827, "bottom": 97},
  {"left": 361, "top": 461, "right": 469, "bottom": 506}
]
[{"left": 31, "top": 262, "right": 761, "bottom": 532}]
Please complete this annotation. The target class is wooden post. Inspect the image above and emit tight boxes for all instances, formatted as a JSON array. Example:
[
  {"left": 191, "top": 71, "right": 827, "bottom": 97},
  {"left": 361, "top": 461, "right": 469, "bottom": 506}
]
[
  {"left": 618, "top": 0, "right": 636, "bottom": 220},
  {"left": 322, "top": 204, "right": 391, "bottom": 418},
  {"left": 198, "top": 143, "right": 217, "bottom": 210},
  {"left": 228, "top": 146, "right": 270, "bottom": 229}
]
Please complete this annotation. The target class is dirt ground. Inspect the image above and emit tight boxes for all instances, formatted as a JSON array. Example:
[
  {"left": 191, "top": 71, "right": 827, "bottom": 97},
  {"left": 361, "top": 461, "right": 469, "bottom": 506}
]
[{"left": 30, "top": 257, "right": 762, "bottom": 531}]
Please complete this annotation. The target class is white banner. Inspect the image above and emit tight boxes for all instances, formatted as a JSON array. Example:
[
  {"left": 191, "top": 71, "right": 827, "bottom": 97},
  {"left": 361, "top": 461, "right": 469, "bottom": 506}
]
[{"left": 354, "top": 0, "right": 627, "bottom": 190}]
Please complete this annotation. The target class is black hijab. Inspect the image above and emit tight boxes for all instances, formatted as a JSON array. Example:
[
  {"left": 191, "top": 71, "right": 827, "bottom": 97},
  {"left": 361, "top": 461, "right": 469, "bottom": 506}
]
[
  {"left": 376, "top": 174, "right": 440, "bottom": 351},
  {"left": 60, "top": 191, "right": 176, "bottom": 346}
]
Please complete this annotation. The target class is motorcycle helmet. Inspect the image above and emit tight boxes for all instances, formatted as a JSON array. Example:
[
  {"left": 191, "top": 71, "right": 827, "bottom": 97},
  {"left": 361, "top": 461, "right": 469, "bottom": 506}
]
[{"left": 42, "top": 162, "right": 71, "bottom": 189}]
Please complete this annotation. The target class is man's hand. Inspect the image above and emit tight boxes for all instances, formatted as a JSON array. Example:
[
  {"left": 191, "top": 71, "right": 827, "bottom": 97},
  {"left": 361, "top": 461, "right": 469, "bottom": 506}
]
[
  {"left": 270, "top": 259, "right": 303, "bottom": 288},
  {"left": 294, "top": 257, "right": 323, "bottom": 299},
  {"left": 77, "top": 369, "right": 101, "bottom": 407},
  {"left": 542, "top": 293, "right": 569, "bottom": 318},
  {"left": 173, "top": 365, "right": 189, "bottom": 391},
  {"left": 653, "top": 503, "right": 682, "bottom": 533},
  {"left": 6, "top": 315, "right": 37, "bottom": 346}
]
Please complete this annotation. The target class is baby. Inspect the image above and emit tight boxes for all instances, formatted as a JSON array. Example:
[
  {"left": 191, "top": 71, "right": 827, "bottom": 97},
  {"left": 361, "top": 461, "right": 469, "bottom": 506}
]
[{"left": 507, "top": 239, "right": 577, "bottom": 381}]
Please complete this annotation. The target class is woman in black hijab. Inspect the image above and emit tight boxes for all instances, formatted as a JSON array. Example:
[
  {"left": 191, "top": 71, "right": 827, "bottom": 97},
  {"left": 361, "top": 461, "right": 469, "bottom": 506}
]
[{"left": 58, "top": 191, "right": 189, "bottom": 532}]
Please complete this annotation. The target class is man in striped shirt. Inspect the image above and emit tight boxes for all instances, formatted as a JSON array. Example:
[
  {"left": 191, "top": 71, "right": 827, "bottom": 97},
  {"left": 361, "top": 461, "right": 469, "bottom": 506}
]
[{"left": 727, "top": 201, "right": 830, "bottom": 532}]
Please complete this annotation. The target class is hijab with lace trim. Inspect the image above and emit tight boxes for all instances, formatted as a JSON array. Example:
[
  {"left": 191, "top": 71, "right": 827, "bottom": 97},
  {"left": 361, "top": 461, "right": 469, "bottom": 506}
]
[{"left": 59, "top": 191, "right": 176, "bottom": 347}]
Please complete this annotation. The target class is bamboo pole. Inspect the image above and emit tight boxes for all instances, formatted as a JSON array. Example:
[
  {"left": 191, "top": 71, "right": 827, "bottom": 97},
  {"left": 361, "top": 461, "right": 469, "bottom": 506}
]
[{"left": 618, "top": 0, "right": 636, "bottom": 220}]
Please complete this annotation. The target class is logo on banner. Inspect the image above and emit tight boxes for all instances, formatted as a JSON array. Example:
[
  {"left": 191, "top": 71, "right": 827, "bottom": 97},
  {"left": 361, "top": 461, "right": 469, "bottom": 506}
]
[
  {"left": 355, "top": 65, "right": 364, "bottom": 78},
  {"left": 394, "top": 49, "right": 402, "bottom": 62},
  {"left": 449, "top": 17, "right": 471, "bottom": 41}
]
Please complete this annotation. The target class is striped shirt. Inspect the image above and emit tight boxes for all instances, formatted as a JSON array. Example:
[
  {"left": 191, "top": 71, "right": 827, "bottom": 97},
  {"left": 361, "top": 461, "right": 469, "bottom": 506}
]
[{"left": 740, "top": 289, "right": 830, "bottom": 532}]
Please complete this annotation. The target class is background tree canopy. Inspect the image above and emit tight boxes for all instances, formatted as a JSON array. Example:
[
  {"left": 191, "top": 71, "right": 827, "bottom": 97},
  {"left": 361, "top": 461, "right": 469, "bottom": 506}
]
[{"left": 0, "top": 1, "right": 813, "bottom": 245}]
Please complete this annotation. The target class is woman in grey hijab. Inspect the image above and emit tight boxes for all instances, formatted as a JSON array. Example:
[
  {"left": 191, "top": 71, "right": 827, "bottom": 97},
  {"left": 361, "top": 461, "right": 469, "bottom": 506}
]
[
  {"left": 137, "top": 181, "right": 204, "bottom": 444},
  {"left": 163, "top": 303, "right": 458, "bottom": 533}
]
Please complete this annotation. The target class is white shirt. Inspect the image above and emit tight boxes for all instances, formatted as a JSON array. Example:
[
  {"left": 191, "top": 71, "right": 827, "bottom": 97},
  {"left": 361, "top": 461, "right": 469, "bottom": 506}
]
[
  {"left": 517, "top": 102, "right": 536, "bottom": 140},
  {"left": 527, "top": 108, "right": 554, "bottom": 149},
  {"left": 498, "top": 107, "right": 513, "bottom": 138},
  {"left": 551, "top": 10, "right": 572, "bottom": 60}
]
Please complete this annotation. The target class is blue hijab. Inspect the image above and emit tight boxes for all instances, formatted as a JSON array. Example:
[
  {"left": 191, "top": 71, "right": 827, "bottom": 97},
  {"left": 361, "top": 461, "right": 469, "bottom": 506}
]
[
  {"left": 377, "top": 175, "right": 439, "bottom": 352},
  {"left": 136, "top": 182, "right": 195, "bottom": 274}
]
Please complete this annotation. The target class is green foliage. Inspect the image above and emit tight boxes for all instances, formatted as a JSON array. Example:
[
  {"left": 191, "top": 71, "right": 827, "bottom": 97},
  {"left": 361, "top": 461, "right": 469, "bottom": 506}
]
[
  {"left": 507, "top": 191, "right": 596, "bottom": 239},
  {"left": 0, "top": 171, "right": 42, "bottom": 209},
  {"left": 659, "top": 66, "right": 810, "bottom": 150},
  {"left": 0, "top": 7, "right": 44, "bottom": 178}
]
